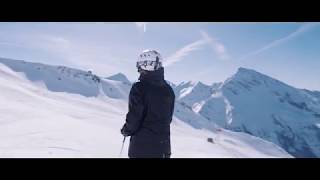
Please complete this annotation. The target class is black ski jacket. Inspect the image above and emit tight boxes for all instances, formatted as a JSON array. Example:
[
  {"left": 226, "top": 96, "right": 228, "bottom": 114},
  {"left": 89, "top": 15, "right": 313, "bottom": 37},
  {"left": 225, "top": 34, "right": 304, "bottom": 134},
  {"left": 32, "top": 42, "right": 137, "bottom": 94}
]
[{"left": 121, "top": 67, "right": 175, "bottom": 158}]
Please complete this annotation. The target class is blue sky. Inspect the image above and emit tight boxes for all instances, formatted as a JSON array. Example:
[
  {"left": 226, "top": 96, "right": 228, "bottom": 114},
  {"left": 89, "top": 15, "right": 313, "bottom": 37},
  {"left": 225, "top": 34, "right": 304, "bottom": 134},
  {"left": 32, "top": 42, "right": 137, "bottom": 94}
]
[{"left": 0, "top": 22, "right": 319, "bottom": 90}]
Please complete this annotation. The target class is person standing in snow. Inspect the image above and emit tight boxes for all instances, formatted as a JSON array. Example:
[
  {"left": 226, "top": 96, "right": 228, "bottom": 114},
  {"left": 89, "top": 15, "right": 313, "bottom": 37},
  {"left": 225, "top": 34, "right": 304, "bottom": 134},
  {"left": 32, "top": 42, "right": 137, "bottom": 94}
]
[{"left": 121, "top": 50, "right": 175, "bottom": 158}]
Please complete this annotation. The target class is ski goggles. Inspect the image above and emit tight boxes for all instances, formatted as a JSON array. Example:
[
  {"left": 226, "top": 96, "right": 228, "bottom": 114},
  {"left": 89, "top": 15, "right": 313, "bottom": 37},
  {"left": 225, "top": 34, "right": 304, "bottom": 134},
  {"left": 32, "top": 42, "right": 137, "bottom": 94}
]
[{"left": 136, "top": 60, "right": 161, "bottom": 69}]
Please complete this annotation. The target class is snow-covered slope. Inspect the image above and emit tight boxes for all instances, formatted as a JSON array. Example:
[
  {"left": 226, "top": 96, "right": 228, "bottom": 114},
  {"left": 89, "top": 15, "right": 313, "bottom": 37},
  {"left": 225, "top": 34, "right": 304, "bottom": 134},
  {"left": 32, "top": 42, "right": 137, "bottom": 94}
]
[
  {"left": 221, "top": 68, "right": 320, "bottom": 157},
  {"left": 175, "top": 67, "right": 320, "bottom": 157},
  {"left": 0, "top": 58, "right": 131, "bottom": 99},
  {"left": 176, "top": 81, "right": 212, "bottom": 109},
  {"left": 106, "top": 73, "right": 131, "bottom": 85},
  {"left": 0, "top": 59, "right": 291, "bottom": 158}
]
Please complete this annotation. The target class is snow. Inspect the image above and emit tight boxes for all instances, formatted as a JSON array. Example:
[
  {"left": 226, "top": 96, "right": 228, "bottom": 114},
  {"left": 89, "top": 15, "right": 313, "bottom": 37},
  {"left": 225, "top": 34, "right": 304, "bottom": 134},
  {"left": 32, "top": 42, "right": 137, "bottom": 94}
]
[
  {"left": 174, "top": 67, "right": 320, "bottom": 157},
  {"left": 0, "top": 58, "right": 131, "bottom": 99},
  {"left": 0, "top": 60, "right": 291, "bottom": 158},
  {"left": 175, "top": 81, "right": 213, "bottom": 109},
  {"left": 220, "top": 68, "right": 320, "bottom": 157},
  {"left": 171, "top": 119, "right": 290, "bottom": 158},
  {"left": 106, "top": 73, "right": 131, "bottom": 85}
]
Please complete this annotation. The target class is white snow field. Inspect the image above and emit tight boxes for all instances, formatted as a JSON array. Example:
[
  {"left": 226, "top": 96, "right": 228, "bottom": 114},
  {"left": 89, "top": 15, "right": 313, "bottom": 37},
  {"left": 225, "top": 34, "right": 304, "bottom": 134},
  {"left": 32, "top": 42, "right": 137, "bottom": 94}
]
[{"left": 0, "top": 60, "right": 291, "bottom": 158}]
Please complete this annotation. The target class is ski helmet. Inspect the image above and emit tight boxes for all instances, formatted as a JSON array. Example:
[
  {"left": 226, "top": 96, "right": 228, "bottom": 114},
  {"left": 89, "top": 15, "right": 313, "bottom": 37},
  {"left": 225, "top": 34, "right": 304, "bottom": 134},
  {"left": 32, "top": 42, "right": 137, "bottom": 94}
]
[{"left": 136, "top": 49, "right": 163, "bottom": 72}]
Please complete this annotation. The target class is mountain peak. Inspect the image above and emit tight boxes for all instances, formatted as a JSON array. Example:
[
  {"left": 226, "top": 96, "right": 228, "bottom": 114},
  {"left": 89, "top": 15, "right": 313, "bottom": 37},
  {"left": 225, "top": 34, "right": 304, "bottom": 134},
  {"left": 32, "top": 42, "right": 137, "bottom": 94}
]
[
  {"left": 222, "top": 67, "right": 296, "bottom": 97},
  {"left": 106, "top": 73, "right": 131, "bottom": 84},
  {"left": 230, "top": 67, "right": 276, "bottom": 83},
  {"left": 222, "top": 67, "right": 274, "bottom": 93},
  {"left": 236, "top": 67, "right": 264, "bottom": 76}
]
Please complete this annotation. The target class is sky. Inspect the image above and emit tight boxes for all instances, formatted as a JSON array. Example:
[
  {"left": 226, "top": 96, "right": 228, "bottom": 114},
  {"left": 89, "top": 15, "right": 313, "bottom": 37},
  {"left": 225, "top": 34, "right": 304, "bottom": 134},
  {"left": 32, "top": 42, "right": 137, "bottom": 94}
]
[{"left": 0, "top": 22, "right": 319, "bottom": 90}]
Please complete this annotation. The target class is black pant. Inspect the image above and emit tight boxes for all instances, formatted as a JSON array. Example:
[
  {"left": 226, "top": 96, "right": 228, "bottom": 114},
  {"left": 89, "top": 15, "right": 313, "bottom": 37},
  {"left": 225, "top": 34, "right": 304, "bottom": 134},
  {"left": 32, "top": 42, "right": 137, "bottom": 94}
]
[
  {"left": 129, "top": 153, "right": 171, "bottom": 158},
  {"left": 163, "top": 153, "right": 171, "bottom": 158}
]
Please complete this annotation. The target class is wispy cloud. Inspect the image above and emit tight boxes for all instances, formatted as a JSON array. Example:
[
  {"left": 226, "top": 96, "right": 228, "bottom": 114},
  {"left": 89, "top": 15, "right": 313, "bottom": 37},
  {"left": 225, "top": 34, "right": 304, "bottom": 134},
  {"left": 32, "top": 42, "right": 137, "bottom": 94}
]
[
  {"left": 0, "top": 41, "right": 26, "bottom": 48},
  {"left": 163, "top": 39, "right": 208, "bottom": 67},
  {"left": 200, "top": 30, "right": 230, "bottom": 60},
  {"left": 239, "top": 23, "right": 320, "bottom": 61},
  {"left": 163, "top": 30, "right": 230, "bottom": 67},
  {"left": 0, "top": 33, "right": 128, "bottom": 75},
  {"left": 35, "top": 35, "right": 125, "bottom": 74},
  {"left": 135, "top": 22, "right": 147, "bottom": 32}
]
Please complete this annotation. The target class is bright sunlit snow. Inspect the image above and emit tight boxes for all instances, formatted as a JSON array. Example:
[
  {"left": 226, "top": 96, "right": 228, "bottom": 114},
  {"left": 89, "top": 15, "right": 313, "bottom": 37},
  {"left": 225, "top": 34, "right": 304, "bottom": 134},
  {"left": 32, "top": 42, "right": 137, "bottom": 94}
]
[{"left": 0, "top": 59, "right": 292, "bottom": 158}]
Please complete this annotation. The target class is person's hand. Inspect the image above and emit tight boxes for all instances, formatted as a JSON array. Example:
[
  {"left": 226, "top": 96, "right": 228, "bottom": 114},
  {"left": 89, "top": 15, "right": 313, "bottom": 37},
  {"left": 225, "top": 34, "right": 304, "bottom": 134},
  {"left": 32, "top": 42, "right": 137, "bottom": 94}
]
[{"left": 121, "top": 127, "right": 129, "bottom": 137}]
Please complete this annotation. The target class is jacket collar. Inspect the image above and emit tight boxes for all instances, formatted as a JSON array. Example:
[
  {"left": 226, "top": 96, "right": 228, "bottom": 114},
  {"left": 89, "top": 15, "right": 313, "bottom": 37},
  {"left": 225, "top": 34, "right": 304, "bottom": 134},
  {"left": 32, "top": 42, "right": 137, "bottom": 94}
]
[{"left": 139, "top": 67, "right": 165, "bottom": 85}]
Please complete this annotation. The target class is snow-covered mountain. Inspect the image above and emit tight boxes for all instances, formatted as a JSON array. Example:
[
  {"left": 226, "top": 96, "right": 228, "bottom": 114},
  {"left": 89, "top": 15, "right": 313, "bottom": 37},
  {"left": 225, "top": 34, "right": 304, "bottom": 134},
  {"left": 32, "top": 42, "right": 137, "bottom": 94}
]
[
  {"left": 105, "top": 73, "right": 131, "bottom": 85},
  {"left": 0, "top": 58, "right": 131, "bottom": 99},
  {"left": 175, "top": 67, "right": 320, "bottom": 157},
  {"left": 0, "top": 57, "right": 291, "bottom": 158}
]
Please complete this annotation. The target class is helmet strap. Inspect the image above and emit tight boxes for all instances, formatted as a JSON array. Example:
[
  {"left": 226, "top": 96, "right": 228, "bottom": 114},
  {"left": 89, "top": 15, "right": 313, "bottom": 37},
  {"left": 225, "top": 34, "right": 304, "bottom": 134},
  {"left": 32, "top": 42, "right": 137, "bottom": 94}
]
[
  {"left": 154, "top": 56, "right": 159, "bottom": 70},
  {"left": 137, "top": 66, "right": 142, "bottom": 73}
]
